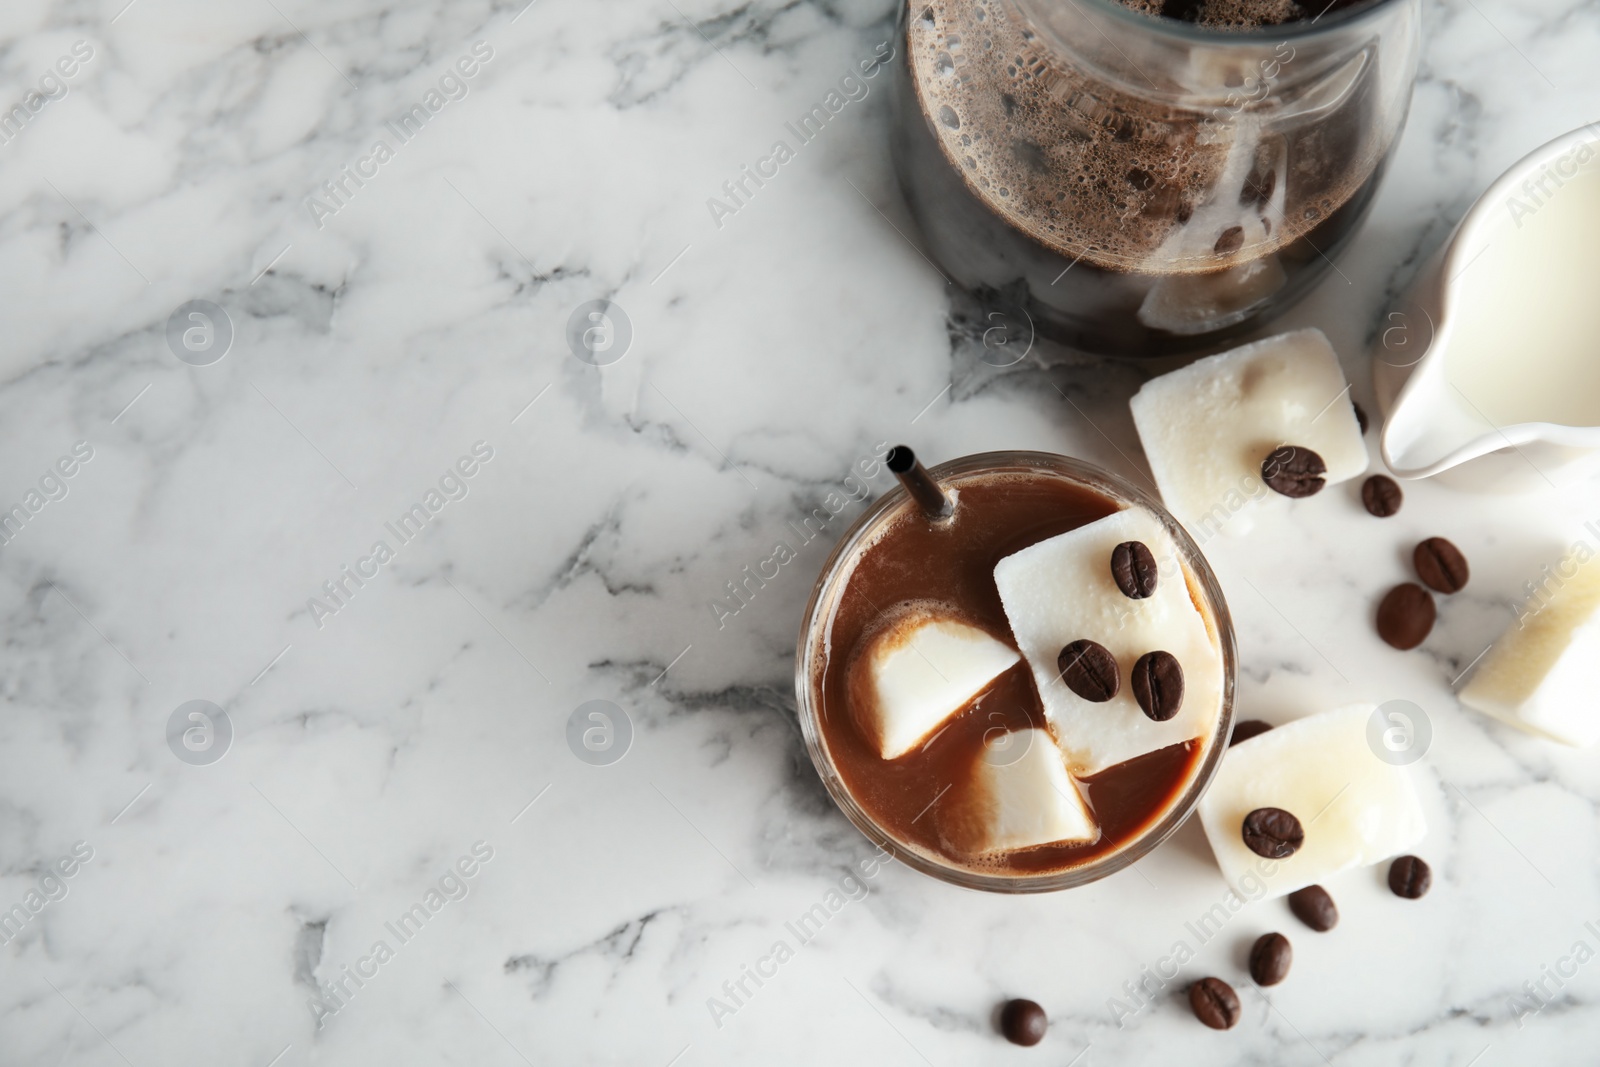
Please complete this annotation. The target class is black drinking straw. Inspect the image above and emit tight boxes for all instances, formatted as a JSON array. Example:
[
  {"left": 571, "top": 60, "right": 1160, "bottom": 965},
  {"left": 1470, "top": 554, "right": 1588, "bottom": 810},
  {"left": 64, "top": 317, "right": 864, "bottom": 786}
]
[{"left": 886, "top": 445, "right": 953, "bottom": 521}]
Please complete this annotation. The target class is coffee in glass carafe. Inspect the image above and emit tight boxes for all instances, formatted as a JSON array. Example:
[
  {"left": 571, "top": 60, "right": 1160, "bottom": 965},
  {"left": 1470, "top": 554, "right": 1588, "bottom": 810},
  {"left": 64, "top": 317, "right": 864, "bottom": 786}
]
[{"left": 890, "top": 0, "right": 1421, "bottom": 356}]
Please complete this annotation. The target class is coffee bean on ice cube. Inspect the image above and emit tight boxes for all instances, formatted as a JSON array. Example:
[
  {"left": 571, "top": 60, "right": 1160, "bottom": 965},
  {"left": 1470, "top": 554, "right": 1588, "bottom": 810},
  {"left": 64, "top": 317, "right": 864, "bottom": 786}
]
[
  {"left": 1111, "top": 540, "right": 1159, "bottom": 599},
  {"left": 1058, "top": 639, "right": 1120, "bottom": 702},
  {"left": 1261, "top": 445, "right": 1327, "bottom": 498},
  {"left": 1131, "top": 650, "right": 1184, "bottom": 721},
  {"left": 1241, "top": 807, "right": 1304, "bottom": 859}
]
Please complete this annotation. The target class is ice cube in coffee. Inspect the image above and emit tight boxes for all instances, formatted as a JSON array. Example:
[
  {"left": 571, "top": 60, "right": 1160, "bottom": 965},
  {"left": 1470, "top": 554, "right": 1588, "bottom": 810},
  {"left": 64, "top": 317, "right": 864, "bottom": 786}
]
[{"left": 797, "top": 453, "right": 1235, "bottom": 889}]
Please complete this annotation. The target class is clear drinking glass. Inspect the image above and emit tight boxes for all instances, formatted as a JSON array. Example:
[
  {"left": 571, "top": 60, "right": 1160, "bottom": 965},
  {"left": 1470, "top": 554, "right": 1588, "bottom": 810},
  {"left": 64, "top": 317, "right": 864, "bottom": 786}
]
[
  {"left": 890, "top": 0, "right": 1422, "bottom": 356},
  {"left": 794, "top": 452, "right": 1238, "bottom": 892}
]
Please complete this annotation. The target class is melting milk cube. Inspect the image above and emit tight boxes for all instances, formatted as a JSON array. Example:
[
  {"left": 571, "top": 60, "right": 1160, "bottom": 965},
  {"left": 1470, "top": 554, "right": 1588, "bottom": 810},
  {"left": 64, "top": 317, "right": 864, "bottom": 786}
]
[
  {"left": 851, "top": 615, "right": 1020, "bottom": 760},
  {"left": 944, "top": 728, "right": 1098, "bottom": 855},
  {"left": 993, "top": 508, "right": 1225, "bottom": 776},
  {"left": 1128, "top": 328, "right": 1367, "bottom": 536},
  {"left": 1197, "top": 704, "right": 1427, "bottom": 900},
  {"left": 1461, "top": 554, "right": 1600, "bottom": 746}
]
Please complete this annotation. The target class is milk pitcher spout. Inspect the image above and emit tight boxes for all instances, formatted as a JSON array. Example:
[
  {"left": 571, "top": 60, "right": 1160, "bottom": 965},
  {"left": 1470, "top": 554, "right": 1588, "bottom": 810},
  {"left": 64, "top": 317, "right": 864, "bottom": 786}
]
[{"left": 1374, "top": 122, "right": 1600, "bottom": 492}]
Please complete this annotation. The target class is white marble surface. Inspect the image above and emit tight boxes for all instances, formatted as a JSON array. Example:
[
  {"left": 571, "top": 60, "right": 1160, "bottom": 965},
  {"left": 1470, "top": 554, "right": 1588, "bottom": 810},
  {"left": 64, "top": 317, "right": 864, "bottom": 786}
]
[{"left": 2, "top": 0, "right": 1599, "bottom": 1063}]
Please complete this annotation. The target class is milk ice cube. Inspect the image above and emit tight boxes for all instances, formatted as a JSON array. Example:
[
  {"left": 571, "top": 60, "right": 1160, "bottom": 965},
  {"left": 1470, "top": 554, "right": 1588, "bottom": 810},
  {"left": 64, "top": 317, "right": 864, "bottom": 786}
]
[
  {"left": 1460, "top": 554, "right": 1600, "bottom": 746},
  {"left": 993, "top": 508, "right": 1225, "bottom": 776},
  {"left": 1197, "top": 704, "right": 1427, "bottom": 900},
  {"left": 1128, "top": 328, "right": 1367, "bottom": 536},
  {"left": 943, "top": 728, "right": 1098, "bottom": 855},
  {"left": 851, "top": 614, "right": 1020, "bottom": 760}
]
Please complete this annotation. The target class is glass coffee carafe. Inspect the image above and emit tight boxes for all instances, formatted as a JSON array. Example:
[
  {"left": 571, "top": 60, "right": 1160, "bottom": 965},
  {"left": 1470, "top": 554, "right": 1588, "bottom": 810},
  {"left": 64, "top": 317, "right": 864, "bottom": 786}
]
[{"left": 890, "top": 0, "right": 1421, "bottom": 357}]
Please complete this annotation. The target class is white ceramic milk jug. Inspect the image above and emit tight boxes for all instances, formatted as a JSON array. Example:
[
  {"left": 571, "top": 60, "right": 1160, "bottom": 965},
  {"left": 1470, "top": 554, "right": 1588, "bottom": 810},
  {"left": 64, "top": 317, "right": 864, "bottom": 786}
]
[{"left": 1374, "top": 123, "right": 1600, "bottom": 492}]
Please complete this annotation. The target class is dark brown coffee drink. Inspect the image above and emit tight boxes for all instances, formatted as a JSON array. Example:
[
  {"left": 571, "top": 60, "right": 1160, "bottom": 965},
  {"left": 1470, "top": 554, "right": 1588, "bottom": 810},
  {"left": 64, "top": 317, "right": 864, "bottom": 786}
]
[
  {"left": 889, "top": 0, "right": 1419, "bottom": 355},
  {"left": 802, "top": 459, "right": 1230, "bottom": 881}
]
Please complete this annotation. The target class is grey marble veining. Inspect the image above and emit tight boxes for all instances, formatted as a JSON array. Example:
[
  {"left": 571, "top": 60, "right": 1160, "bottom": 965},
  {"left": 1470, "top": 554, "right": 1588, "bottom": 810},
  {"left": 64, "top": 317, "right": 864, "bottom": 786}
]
[{"left": 0, "top": 0, "right": 1598, "bottom": 1063}]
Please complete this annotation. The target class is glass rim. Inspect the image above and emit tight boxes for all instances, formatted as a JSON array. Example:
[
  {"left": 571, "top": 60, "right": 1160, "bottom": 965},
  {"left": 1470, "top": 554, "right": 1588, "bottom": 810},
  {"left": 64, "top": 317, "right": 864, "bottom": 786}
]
[
  {"left": 1019, "top": 0, "right": 1409, "bottom": 43},
  {"left": 793, "top": 450, "right": 1239, "bottom": 894}
]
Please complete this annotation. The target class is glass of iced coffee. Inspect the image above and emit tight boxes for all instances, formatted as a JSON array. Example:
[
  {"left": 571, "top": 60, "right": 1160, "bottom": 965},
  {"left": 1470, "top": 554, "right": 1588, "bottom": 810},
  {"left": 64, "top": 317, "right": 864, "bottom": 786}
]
[
  {"left": 891, "top": 0, "right": 1421, "bottom": 356},
  {"left": 795, "top": 451, "right": 1237, "bottom": 892}
]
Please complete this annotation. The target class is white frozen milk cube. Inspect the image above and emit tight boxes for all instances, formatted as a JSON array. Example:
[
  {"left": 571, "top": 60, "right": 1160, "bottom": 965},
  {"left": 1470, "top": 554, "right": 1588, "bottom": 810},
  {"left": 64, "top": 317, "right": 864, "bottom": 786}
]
[
  {"left": 993, "top": 508, "right": 1225, "bottom": 776},
  {"left": 1197, "top": 704, "right": 1427, "bottom": 900},
  {"left": 942, "top": 728, "right": 1098, "bottom": 855},
  {"left": 1128, "top": 328, "right": 1368, "bottom": 537},
  {"left": 1461, "top": 554, "right": 1600, "bottom": 746},
  {"left": 851, "top": 615, "right": 1020, "bottom": 760}
]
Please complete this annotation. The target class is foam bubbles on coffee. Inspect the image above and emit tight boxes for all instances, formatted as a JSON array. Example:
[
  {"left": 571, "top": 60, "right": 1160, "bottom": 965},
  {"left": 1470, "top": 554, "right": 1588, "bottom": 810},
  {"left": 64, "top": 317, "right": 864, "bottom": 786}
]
[{"left": 906, "top": 0, "right": 1380, "bottom": 275}]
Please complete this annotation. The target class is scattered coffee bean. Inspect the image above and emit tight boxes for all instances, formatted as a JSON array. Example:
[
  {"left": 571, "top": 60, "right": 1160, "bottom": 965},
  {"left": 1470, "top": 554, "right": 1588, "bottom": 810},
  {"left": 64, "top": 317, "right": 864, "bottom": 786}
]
[
  {"left": 1131, "top": 650, "right": 1184, "bottom": 721},
  {"left": 1241, "top": 807, "right": 1304, "bottom": 859},
  {"left": 1261, "top": 445, "right": 1327, "bottom": 498},
  {"left": 1189, "top": 977, "right": 1241, "bottom": 1030},
  {"left": 1414, "top": 537, "right": 1469, "bottom": 593},
  {"left": 999, "top": 998, "right": 1048, "bottom": 1046},
  {"left": 1111, "top": 540, "right": 1159, "bottom": 599},
  {"left": 1214, "top": 226, "right": 1245, "bottom": 255},
  {"left": 1361, "top": 474, "right": 1403, "bottom": 517},
  {"left": 1388, "top": 855, "right": 1432, "bottom": 899},
  {"left": 1353, "top": 399, "right": 1369, "bottom": 435},
  {"left": 1249, "top": 932, "right": 1293, "bottom": 986},
  {"left": 1231, "top": 719, "right": 1274, "bottom": 746},
  {"left": 1377, "top": 582, "right": 1436, "bottom": 650},
  {"left": 1058, "top": 639, "right": 1120, "bottom": 702},
  {"left": 1288, "top": 885, "right": 1339, "bottom": 931}
]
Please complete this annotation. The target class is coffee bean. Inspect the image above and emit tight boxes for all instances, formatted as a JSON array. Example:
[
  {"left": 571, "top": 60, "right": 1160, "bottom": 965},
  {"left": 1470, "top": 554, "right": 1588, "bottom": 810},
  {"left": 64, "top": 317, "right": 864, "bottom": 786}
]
[
  {"left": 1361, "top": 474, "right": 1403, "bottom": 517},
  {"left": 1242, "top": 807, "right": 1304, "bottom": 859},
  {"left": 1261, "top": 445, "right": 1327, "bottom": 497},
  {"left": 1353, "top": 399, "right": 1369, "bottom": 435},
  {"left": 1288, "top": 885, "right": 1338, "bottom": 931},
  {"left": 1377, "top": 583, "right": 1435, "bottom": 650},
  {"left": 1058, "top": 639, "right": 1120, "bottom": 702},
  {"left": 1230, "top": 719, "right": 1273, "bottom": 746},
  {"left": 1111, "top": 540, "right": 1159, "bottom": 599},
  {"left": 1189, "top": 977, "right": 1241, "bottom": 1030},
  {"left": 1131, "top": 650, "right": 1184, "bottom": 721},
  {"left": 998, "top": 998, "right": 1047, "bottom": 1046},
  {"left": 1214, "top": 226, "right": 1244, "bottom": 255},
  {"left": 1414, "top": 537, "right": 1469, "bottom": 593},
  {"left": 1388, "top": 855, "right": 1432, "bottom": 899},
  {"left": 1249, "top": 932, "right": 1292, "bottom": 986}
]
